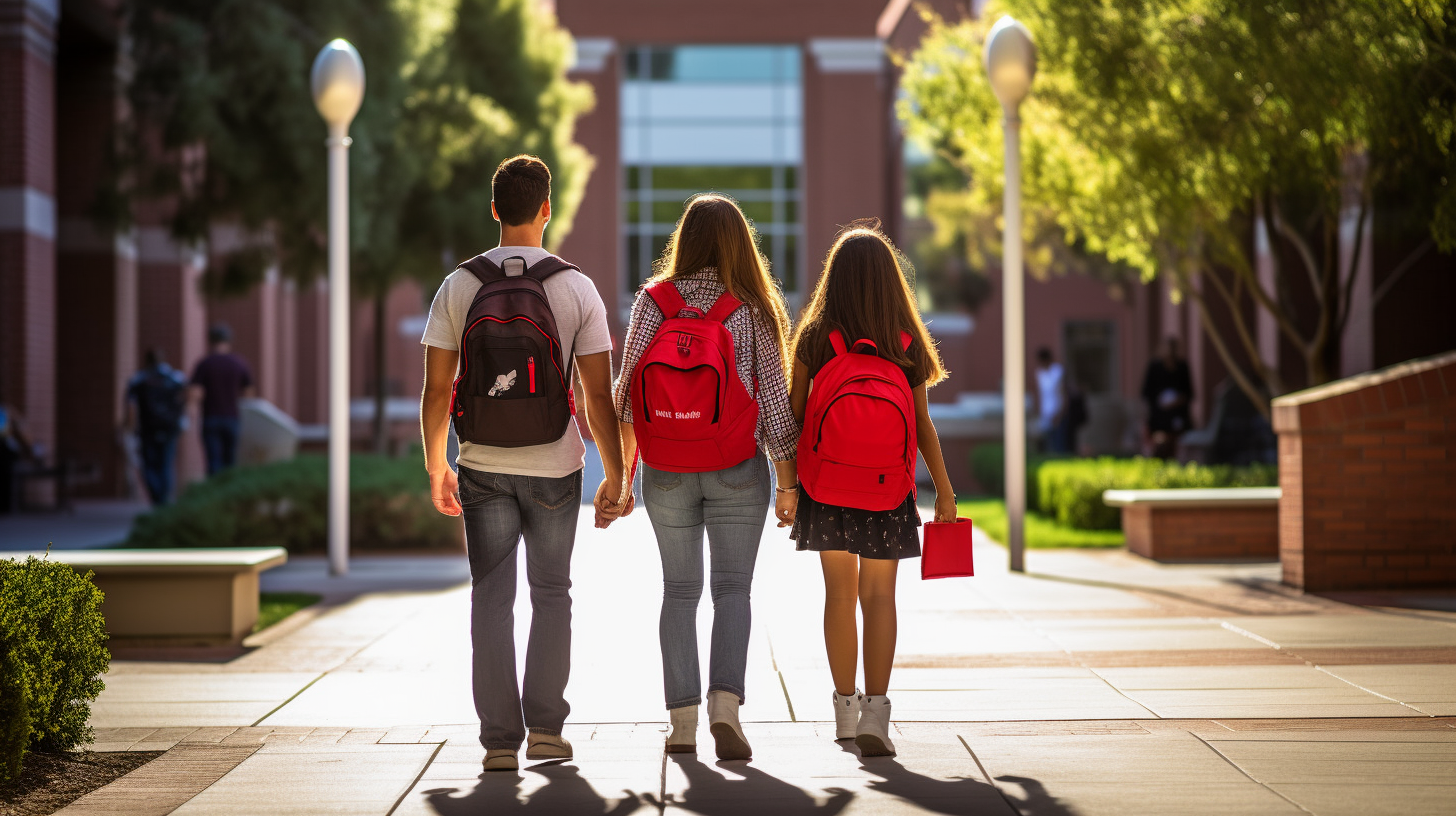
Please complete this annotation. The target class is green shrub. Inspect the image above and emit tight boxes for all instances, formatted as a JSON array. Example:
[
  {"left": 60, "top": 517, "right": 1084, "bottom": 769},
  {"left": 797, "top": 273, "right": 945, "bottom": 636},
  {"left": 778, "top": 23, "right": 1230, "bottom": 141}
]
[
  {"left": 969, "top": 442, "right": 1066, "bottom": 508},
  {"left": 0, "top": 556, "right": 110, "bottom": 785},
  {"left": 1037, "top": 458, "right": 1278, "bottom": 530},
  {"left": 125, "top": 454, "right": 461, "bottom": 553}
]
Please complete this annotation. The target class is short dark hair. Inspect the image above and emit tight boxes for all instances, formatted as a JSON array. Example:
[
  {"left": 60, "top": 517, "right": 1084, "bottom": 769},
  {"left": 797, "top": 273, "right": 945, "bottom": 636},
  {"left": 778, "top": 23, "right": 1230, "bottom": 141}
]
[
  {"left": 1036, "top": 347, "right": 1053, "bottom": 364},
  {"left": 208, "top": 323, "right": 232, "bottom": 346},
  {"left": 144, "top": 347, "right": 164, "bottom": 368},
  {"left": 492, "top": 155, "right": 552, "bottom": 226}
]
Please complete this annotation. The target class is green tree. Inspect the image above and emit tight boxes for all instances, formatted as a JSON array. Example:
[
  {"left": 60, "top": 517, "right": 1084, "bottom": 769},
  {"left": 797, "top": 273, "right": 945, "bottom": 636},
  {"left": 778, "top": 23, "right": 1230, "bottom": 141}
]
[
  {"left": 899, "top": 1, "right": 1455, "bottom": 414},
  {"left": 122, "top": 0, "right": 593, "bottom": 449}
]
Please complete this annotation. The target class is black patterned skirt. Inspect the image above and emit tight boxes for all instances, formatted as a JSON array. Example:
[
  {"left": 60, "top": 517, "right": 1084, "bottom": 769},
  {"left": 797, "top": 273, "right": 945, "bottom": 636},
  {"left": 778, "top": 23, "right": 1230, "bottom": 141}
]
[{"left": 790, "top": 485, "right": 922, "bottom": 561}]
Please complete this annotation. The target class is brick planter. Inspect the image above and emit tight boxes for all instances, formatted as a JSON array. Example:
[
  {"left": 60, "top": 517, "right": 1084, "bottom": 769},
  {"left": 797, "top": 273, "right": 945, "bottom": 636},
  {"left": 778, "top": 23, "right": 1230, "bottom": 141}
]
[
  {"left": 1105, "top": 488, "right": 1281, "bottom": 561},
  {"left": 1272, "top": 351, "right": 1456, "bottom": 591}
]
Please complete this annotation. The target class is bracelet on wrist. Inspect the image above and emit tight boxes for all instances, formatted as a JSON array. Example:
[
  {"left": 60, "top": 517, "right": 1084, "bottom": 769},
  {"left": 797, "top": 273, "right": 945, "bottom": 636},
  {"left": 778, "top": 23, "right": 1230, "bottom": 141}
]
[{"left": 775, "top": 485, "right": 798, "bottom": 494}]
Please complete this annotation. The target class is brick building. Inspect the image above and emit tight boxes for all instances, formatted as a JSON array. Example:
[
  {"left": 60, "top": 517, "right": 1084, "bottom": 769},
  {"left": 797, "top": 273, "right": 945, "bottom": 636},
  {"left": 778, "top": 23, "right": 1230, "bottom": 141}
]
[{"left": 2, "top": 0, "right": 1452, "bottom": 503}]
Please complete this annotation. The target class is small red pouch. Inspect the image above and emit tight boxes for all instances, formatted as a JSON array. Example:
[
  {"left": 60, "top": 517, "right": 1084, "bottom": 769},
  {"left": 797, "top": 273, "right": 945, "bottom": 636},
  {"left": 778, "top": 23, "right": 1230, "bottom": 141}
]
[{"left": 921, "top": 517, "right": 974, "bottom": 579}]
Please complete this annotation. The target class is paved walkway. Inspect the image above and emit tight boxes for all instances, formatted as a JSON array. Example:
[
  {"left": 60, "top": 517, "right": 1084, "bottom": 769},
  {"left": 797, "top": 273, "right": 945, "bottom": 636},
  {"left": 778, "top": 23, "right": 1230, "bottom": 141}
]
[{"left": 65, "top": 507, "right": 1456, "bottom": 815}]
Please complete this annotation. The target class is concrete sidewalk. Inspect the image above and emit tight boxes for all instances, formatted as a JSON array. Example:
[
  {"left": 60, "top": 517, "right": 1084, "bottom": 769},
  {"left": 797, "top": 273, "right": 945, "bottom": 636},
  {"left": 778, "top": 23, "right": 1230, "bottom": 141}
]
[{"left": 67, "top": 507, "right": 1456, "bottom": 815}]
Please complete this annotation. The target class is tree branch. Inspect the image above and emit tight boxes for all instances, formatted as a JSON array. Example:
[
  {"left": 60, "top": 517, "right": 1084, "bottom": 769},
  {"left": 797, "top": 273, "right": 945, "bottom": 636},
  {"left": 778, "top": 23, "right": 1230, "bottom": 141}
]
[
  {"left": 1372, "top": 238, "right": 1435, "bottom": 309},
  {"left": 1336, "top": 190, "right": 1371, "bottom": 340},
  {"left": 1270, "top": 194, "right": 1325, "bottom": 309},
  {"left": 1201, "top": 265, "right": 1283, "bottom": 395},
  {"left": 1188, "top": 277, "right": 1273, "bottom": 420}
]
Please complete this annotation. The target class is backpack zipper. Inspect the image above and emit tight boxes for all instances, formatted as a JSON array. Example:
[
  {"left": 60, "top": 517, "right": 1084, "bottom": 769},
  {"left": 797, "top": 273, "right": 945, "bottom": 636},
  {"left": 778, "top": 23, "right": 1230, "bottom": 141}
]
[
  {"left": 528, "top": 357, "right": 536, "bottom": 393},
  {"left": 812, "top": 387, "right": 910, "bottom": 461}
]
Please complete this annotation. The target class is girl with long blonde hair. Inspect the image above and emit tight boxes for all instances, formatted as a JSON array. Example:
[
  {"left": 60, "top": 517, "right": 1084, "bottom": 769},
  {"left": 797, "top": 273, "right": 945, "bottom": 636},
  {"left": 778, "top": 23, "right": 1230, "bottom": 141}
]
[{"left": 610, "top": 193, "right": 799, "bottom": 760}]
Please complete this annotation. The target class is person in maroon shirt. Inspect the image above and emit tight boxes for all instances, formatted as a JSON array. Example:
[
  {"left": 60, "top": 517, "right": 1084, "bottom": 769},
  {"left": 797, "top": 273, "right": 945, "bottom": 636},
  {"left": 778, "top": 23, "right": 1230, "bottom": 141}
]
[{"left": 189, "top": 324, "right": 254, "bottom": 475}]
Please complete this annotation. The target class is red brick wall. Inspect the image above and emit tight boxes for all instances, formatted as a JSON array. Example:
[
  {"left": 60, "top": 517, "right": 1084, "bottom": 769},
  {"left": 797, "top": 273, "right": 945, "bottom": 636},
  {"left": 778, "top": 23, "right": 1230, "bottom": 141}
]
[
  {"left": 0, "top": 10, "right": 58, "bottom": 458},
  {"left": 1273, "top": 351, "right": 1456, "bottom": 591}
]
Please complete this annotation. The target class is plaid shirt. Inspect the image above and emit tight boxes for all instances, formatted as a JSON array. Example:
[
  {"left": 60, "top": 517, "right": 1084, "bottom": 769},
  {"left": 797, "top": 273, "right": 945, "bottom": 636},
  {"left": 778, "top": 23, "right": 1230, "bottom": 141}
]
[{"left": 613, "top": 268, "right": 799, "bottom": 462}]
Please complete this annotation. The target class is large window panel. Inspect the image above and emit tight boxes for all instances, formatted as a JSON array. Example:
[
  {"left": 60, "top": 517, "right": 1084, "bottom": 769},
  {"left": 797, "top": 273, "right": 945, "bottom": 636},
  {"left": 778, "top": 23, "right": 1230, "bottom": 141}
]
[{"left": 621, "top": 45, "right": 803, "bottom": 294}]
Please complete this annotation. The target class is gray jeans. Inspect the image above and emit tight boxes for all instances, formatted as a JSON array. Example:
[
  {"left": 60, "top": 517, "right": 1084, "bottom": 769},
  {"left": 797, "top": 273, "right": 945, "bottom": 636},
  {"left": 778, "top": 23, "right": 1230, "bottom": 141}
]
[
  {"left": 457, "top": 465, "right": 583, "bottom": 750},
  {"left": 642, "top": 453, "right": 771, "bottom": 710}
]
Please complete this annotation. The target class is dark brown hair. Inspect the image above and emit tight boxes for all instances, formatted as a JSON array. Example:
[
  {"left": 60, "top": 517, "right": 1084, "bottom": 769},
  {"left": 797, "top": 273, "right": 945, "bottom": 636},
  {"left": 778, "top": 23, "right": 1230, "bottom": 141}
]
[
  {"left": 791, "top": 225, "right": 947, "bottom": 387},
  {"left": 492, "top": 155, "right": 552, "bottom": 226},
  {"left": 648, "top": 193, "right": 791, "bottom": 366}
]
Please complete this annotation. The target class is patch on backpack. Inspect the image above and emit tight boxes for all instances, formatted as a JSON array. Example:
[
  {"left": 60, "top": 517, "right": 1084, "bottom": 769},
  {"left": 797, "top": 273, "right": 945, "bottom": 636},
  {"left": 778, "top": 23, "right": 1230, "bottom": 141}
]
[{"left": 488, "top": 370, "right": 517, "bottom": 397}]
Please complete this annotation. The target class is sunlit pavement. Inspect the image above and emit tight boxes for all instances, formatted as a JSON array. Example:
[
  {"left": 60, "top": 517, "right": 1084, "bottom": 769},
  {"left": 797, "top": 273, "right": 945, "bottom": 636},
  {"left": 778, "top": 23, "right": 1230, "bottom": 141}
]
[{"left": 72, "top": 506, "right": 1456, "bottom": 815}]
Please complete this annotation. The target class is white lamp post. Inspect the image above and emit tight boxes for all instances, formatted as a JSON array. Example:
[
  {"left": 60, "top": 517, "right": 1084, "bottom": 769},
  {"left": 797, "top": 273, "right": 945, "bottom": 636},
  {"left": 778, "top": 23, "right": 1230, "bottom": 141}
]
[
  {"left": 984, "top": 17, "right": 1036, "bottom": 573},
  {"left": 311, "top": 39, "right": 365, "bottom": 577}
]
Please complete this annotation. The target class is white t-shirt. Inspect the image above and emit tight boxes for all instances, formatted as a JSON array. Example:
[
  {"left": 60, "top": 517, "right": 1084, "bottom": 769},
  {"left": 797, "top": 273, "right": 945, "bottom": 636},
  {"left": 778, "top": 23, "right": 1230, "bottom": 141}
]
[
  {"left": 421, "top": 246, "right": 613, "bottom": 478},
  {"left": 1036, "top": 362, "right": 1064, "bottom": 430}
]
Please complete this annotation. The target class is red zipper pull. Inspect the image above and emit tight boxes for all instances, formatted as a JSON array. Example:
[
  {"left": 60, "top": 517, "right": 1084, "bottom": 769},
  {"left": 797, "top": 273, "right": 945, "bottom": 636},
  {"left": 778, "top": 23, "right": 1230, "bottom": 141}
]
[{"left": 528, "top": 357, "right": 536, "bottom": 393}]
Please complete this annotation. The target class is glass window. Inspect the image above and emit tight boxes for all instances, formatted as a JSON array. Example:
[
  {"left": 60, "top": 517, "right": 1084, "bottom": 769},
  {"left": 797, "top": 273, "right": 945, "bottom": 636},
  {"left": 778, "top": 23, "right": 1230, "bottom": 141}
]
[{"left": 622, "top": 45, "right": 803, "bottom": 294}]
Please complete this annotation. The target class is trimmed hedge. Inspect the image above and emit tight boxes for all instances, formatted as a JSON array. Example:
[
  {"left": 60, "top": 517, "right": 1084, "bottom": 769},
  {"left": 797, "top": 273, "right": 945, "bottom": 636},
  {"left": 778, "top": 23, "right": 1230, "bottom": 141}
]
[
  {"left": 0, "top": 556, "right": 110, "bottom": 785},
  {"left": 125, "top": 454, "right": 461, "bottom": 553},
  {"left": 969, "top": 442, "right": 1066, "bottom": 509},
  {"left": 1037, "top": 458, "right": 1279, "bottom": 530}
]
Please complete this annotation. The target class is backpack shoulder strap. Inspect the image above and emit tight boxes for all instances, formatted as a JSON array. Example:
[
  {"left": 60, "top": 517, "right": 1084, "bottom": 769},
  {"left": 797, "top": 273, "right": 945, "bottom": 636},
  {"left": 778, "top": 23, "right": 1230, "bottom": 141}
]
[
  {"left": 900, "top": 330, "right": 913, "bottom": 352},
  {"left": 645, "top": 281, "right": 688, "bottom": 318},
  {"left": 703, "top": 291, "right": 744, "bottom": 324},
  {"left": 524, "top": 255, "right": 580, "bottom": 282},
  {"left": 458, "top": 254, "right": 504, "bottom": 285},
  {"left": 828, "top": 330, "right": 848, "bottom": 357}
]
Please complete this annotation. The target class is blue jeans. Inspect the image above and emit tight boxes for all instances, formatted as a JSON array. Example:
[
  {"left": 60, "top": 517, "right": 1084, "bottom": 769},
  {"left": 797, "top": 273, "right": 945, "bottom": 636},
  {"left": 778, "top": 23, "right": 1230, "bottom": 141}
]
[
  {"left": 457, "top": 465, "right": 582, "bottom": 751},
  {"left": 139, "top": 433, "right": 179, "bottom": 505},
  {"left": 201, "top": 416, "right": 240, "bottom": 475},
  {"left": 642, "top": 452, "right": 771, "bottom": 710}
]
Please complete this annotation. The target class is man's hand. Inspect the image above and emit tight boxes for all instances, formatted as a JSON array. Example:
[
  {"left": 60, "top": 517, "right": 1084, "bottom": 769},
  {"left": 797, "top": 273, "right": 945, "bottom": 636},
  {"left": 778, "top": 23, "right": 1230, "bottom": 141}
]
[
  {"left": 430, "top": 467, "right": 462, "bottom": 516},
  {"left": 593, "top": 479, "right": 635, "bottom": 528}
]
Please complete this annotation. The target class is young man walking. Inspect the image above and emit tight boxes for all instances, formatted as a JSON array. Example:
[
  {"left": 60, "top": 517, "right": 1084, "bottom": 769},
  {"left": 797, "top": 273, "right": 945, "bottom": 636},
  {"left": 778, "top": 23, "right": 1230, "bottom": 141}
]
[
  {"left": 419, "top": 155, "right": 628, "bottom": 772},
  {"left": 189, "top": 324, "right": 254, "bottom": 475}
]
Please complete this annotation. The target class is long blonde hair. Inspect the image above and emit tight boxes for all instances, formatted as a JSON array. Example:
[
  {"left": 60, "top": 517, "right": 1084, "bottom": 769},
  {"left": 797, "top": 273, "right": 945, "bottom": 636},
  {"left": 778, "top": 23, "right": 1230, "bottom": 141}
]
[
  {"left": 648, "top": 193, "right": 792, "bottom": 366},
  {"left": 791, "top": 225, "right": 947, "bottom": 386}
]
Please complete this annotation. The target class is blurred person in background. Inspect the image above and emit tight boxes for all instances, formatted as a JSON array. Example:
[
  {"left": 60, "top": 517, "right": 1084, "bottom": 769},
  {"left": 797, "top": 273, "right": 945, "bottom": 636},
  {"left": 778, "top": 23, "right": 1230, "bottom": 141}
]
[
  {"left": 0, "top": 403, "right": 37, "bottom": 513},
  {"left": 125, "top": 348, "right": 188, "bottom": 505},
  {"left": 1141, "top": 337, "right": 1194, "bottom": 459},
  {"left": 1034, "top": 347, "right": 1069, "bottom": 454},
  {"left": 190, "top": 323, "right": 254, "bottom": 475}
]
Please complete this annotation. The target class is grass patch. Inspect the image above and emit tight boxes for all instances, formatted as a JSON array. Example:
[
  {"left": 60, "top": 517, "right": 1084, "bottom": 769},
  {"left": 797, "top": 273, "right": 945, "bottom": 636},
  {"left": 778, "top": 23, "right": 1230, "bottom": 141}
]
[
  {"left": 254, "top": 593, "right": 322, "bottom": 634},
  {"left": 956, "top": 498, "right": 1125, "bottom": 549}
]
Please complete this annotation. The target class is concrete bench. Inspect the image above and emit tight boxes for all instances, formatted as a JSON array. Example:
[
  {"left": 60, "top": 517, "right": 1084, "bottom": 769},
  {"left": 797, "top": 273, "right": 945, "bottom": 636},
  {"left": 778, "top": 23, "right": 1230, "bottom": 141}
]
[
  {"left": 3, "top": 548, "right": 287, "bottom": 646},
  {"left": 1102, "top": 488, "right": 1281, "bottom": 561}
]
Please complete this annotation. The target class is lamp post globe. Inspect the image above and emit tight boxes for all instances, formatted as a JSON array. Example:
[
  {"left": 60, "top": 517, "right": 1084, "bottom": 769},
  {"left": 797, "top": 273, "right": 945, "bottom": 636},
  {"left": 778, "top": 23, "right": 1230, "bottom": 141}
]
[
  {"left": 311, "top": 39, "right": 366, "bottom": 132},
  {"left": 312, "top": 38, "right": 364, "bottom": 577},
  {"left": 983, "top": 16, "right": 1037, "bottom": 111},
  {"left": 983, "top": 16, "right": 1036, "bottom": 573}
]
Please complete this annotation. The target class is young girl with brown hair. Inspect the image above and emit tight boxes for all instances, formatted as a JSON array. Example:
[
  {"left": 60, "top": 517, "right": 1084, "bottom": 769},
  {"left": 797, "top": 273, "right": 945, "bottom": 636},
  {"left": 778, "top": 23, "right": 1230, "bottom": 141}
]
[
  {"left": 612, "top": 193, "right": 799, "bottom": 761},
  {"left": 788, "top": 225, "right": 956, "bottom": 757}
]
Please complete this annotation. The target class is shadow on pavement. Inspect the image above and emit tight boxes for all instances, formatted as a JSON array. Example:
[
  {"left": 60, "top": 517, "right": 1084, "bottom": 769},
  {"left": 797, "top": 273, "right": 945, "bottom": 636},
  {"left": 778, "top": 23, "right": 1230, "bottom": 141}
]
[
  {"left": 838, "top": 741, "right": 1080, "bottom": 816},
  {"left": 422, "top": 761, "right": 644, "bottom": 815},
  {"left": 652, "top": 754, "right": 854, "bottom": 815},
  {"left": 995, "top": 775, "right": 1082, "bottom": 816}
]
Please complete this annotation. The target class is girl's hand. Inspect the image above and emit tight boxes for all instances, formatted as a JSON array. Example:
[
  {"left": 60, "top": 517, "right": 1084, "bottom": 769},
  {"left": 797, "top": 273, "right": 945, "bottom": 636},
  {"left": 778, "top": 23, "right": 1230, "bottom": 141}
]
[
  {"left": 933, "top": 491, "right": 957, "bottom": 524},
  {"left": 775, "top": 488, "right": 798, "bottom": 528}
]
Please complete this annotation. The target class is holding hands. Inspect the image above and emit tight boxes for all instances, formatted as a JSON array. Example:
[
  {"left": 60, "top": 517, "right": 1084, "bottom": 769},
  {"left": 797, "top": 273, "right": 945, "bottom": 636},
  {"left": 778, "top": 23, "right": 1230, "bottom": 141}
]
[{"left": 593, "top": 477, "right": 634, "bottom": 528}]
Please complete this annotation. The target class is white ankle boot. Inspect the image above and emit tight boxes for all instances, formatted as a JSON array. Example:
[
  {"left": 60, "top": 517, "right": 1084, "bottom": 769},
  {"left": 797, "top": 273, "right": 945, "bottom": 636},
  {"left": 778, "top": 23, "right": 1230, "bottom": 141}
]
[
  {"left": 706, "top": 690, "right": 752, "bottom": 760},
  {"left": 667, "top": 705, "right": 697, "bottom": 753},
  {"left": 856, "top": 695, "right": 896, "bottom": 757},
  {"left": 833, "top": 689, "right": 864, "bottom": 740}
]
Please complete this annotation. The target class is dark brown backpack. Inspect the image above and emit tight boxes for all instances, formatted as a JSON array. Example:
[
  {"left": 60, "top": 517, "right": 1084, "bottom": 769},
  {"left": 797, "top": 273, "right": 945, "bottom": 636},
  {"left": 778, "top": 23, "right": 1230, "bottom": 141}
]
[{"left": 451, "top": 254, "right": 579, "bottom": 447}]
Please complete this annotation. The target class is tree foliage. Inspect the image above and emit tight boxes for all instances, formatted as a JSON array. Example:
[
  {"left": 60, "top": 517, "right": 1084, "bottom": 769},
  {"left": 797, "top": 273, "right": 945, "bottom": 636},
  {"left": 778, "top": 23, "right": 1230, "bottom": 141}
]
[
  {"left": 900, "top": 0, "right": 1455, "bottom": 410},
  {"left": 123, "top": 0, "right": 594, "bottom": 297}
]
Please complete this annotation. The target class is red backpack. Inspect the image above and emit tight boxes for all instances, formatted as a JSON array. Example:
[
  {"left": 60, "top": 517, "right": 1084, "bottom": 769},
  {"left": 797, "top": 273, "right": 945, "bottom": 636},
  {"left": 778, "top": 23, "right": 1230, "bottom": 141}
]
[
  {"left": 630, "top": 282, "right": 759, "bottom": 473},
  {"left": 798, "top": 330, "right": 917, "bottom": 511}
]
